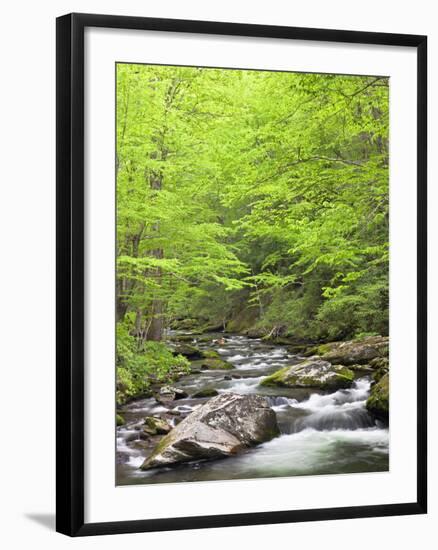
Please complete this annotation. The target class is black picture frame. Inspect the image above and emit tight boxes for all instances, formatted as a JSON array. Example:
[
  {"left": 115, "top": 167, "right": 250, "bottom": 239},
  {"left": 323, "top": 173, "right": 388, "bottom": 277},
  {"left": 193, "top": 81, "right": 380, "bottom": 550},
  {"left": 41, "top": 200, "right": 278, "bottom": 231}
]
[{"left": 56, "top": 12, "right": 427, "bottom": 537}]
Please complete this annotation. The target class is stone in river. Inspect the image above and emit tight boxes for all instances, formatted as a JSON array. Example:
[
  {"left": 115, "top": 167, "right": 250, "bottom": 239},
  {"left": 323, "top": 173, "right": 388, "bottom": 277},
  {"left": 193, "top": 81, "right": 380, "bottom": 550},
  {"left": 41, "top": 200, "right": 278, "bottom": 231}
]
[
  {"left": 191, "top": 387, "right": 219, "bottom": 398},
  {"left": 259, "top": 359, "right": 354, "bottom": 390},
  {"left": 141, "top": 393, "right": 279, "bottom": 470},
  {"left": 198, "top": 358, "right": 234, "bottom": 370},
  {"left": 307, "top": 335, "right": 389, "bottom": 365},
  {"left": 154, "top": 385, "right": 188, "bottom": 405},
  {"left": 201, "top": 349, "right": 221, "bottom": 359},
  {"left": 171, "top": 343, "right": 203, "bottom": 359},
  {"left": 366, "top": 373, "right": 389, "bottom": 421},
  {"left": 142, "top": 416, "right": 172, "bottom": 436}
]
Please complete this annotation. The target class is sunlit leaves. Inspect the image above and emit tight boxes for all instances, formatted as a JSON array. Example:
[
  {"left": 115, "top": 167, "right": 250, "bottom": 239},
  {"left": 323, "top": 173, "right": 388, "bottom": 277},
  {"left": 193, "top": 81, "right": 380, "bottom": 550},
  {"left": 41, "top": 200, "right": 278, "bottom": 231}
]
[{"left": 116, "top": 62, "right": 389, "bottom": 342}]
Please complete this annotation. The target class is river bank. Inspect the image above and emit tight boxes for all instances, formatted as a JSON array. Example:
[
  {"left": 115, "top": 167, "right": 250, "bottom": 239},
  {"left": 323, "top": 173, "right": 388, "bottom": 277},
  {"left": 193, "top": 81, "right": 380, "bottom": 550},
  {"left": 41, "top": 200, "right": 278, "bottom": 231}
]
[{"left": 116, "top": 332, "right": 389, "bottom": 485}]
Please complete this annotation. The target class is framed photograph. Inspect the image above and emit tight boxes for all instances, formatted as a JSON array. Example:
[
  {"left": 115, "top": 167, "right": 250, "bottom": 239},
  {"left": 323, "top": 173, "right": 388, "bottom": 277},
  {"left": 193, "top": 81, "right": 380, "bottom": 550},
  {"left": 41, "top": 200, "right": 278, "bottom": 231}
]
[{"left": 56, "top": 13, "right": 427, "bottom": 536}]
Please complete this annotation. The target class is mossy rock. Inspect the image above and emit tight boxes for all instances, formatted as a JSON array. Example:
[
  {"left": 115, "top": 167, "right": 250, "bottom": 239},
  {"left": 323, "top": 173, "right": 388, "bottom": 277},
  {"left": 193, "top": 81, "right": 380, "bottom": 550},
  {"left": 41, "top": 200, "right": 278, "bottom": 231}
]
[
  {"left": 369, "top": 357, "right": 389, "bottom": 370},
  {"left": 302, "top": 342, "right": 336, "bottom": 357},
  {"left": 366, "top": 373, "right": 389, "bottom": 421},
  {"left": 201, "top": 349, "right": 221, "bottom": 359},
  {"left": 191, "top": 387, "right": 219, "bottom": 398},
  {"left": 372, "top": 366, "right": 389, "bottom": 384},
  {"left": 259, "top": 366, "right": 289, "bottom": 387},
  {"left": 171, "top": 318, "right": 201, "bottom": 330},
  {"left": 260, "top": 359, "right": 354, "bottom": 390},
  {"left": 320, "top": 336, "right": 389, "bottom": 365},
  {"left": 348, "top": 363, "right": 374, "bottom": 373},
  {"left": 116, "top": 413, "right": 125, "bottom": 426},
  {"left": 172, "top": 344, "right": 203, "bottom": 359},
  {"left": 286, "top": 343, "right": 313, "bottom": 355},
  {"left": 263, "top": 336, "right": 293, "bottom": 345},
  {"left": 143, "top": 416, "right": 172, "bottom": 436},
  {"left": 198, "top": 358, "right": 234, "bottom": 370}
]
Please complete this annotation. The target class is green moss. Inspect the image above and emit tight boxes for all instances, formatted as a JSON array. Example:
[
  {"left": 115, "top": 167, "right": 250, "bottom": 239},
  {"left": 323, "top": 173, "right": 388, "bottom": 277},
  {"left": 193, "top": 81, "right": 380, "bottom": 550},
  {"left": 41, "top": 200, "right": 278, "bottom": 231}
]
[
  {"left": 201, "top": 349, "right": 221, "bottom": 359},
  {"left": 366, "top": 373, "right": 389, "bottom": 420},
  {"left": 143, "top": 416, "right": 171, "bottom": 435},
  {"left": 199, "top": 358, "right": 234, "bottom": 370},
  {"left": 260, "top": 364, "right": 354, "bottom": 389},
  {"left": 302, "top": 342, "right": 334, "bottom": 357},
  {"left": 116, "top": 413, "right": 125, "bottom": 426},
  {"left": 141, "top": 433, "right": 173, "bottom": 469},
  {"left": 316, "top": 343, "right": 332, "bottom": 355},
  {"left": 259, "top": 367, "right": 292, "bottom": 387},
  {"left": 370, "top": 357, "right": 389, "bottom": 370},
  {"left": 337, "top": 366, "right": 355, "bottom": 382}
]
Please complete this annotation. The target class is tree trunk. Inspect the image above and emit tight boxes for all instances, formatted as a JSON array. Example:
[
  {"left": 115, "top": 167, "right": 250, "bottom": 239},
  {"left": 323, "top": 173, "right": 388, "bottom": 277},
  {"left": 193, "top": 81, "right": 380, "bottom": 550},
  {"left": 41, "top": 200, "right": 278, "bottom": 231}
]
[{"left": 146, "top": 169, "right": 164, "bottom": 341}]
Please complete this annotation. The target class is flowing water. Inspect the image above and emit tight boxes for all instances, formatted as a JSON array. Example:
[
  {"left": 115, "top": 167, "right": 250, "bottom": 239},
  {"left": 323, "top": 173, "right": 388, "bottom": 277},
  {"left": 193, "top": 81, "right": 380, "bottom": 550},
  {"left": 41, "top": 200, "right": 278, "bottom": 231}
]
[{"left": 117, "top": 334, "right": 389, "bottom": 485}]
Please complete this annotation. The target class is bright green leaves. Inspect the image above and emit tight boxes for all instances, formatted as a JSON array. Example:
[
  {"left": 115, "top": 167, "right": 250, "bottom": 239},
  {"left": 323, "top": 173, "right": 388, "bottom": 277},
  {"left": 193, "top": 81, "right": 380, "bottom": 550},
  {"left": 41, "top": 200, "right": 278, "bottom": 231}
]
[{"left": 116, "top": 62, "right": 389, "bottom": 347}]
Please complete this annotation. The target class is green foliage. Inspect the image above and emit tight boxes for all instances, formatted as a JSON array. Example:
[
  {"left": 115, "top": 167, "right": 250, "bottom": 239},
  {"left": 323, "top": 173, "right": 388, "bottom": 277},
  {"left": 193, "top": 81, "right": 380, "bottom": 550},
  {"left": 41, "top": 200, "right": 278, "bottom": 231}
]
[
  {"left": 116, "top": 323, "right": 190, "bottom": 404},
  {"left": 116, "top": 63, "right": 389, "bottom": 374}
]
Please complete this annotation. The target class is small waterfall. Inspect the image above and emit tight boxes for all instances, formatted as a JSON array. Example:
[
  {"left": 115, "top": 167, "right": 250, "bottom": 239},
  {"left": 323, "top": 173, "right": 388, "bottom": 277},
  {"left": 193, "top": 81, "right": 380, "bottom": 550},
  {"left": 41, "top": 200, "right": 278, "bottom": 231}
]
[
  {"left": 267, "top": 396, "right": 298, "bottom": 408},
  {"left": 293, "top": 404, "right": 375, "bottom": 432},
  {"left": 277, "top": 378, "right": 376, "bottom": 434}
]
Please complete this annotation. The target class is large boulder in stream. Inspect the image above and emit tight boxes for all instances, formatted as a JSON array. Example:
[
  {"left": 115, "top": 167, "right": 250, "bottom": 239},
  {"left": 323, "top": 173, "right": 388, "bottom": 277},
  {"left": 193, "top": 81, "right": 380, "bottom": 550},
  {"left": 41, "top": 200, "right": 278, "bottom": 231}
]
[
  {"left": 260, "top": 359, "right": 355, "bottom": 390},
  {"left": 140, "top": 393, "right": 279, "bottom": 470},
  {"left": 314, "top": 336, "right": 389, "bottom": 366},
  {"left": 366, "top": 373, "right": 389, "bottom": 421}
]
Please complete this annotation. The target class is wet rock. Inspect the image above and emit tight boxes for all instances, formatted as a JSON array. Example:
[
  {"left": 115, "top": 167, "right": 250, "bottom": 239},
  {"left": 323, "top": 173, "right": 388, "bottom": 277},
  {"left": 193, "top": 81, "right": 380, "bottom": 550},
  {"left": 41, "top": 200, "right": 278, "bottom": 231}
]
[
  {"left": 154, "top": 385, "right": 188, "bottom": 405},
  {"left": 259, "top": 359, "right": 355, "bottom": 390},
  {"left": 143, "top": 416, "right": 172, "bottom": 436},
  {"left": 141, "top": 393, "right": 279, "bottom": 470},
  {"left": 172, "top": 343, "right": 203, "bottom": 359},
  {"left": 318, "top": 336, "right": 389, "bottom": 365},
  {"left": 372, "top": 366, "right": 389, "bottom": 384},
  {"left": 369, "top": 356, "right": 389, "bottom": 370},
  {"left": 348, "top": 363, "right": 374, "bottom": 374},
  {"left": 198, "top": 358, "right": 234, "bottom": 370},
  {"left": 191, "top": 387, "right": 219, "bottom": 398},
  {"left": 223, "top": 375, "right": 232, "bottom": 380},
  {"left": 201, "top": 349, "right": 221, "bottom": 359},
  {"left": 366, "top": 373, "right": 389, "bottom": 421}
]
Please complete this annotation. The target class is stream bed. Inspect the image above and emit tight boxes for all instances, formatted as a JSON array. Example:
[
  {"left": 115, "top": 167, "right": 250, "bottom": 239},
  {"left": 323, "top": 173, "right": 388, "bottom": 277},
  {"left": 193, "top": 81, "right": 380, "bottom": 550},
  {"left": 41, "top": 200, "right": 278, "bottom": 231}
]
[{"left": 116, "top": 334, "right": 389, "bottom": 485}]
